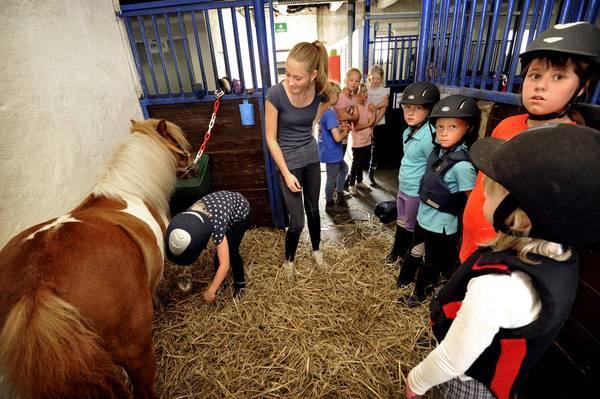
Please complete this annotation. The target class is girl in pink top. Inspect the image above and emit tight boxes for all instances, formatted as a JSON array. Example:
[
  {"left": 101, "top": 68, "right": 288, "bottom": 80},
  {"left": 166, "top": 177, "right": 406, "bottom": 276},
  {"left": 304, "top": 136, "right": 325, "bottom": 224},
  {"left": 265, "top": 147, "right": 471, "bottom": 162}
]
[{"left": 348, "top": 83, "right": 375, "bottom": 194}]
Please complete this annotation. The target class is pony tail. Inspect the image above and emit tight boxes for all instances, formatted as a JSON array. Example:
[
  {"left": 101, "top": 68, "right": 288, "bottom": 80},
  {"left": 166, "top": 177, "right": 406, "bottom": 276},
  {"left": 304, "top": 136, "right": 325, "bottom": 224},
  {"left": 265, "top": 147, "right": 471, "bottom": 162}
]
[
  {"left": 569, "top": 109, "right": 586, "bottom": 126},
  {"left": 312, "top": 41, "right": 330, "bottom": 102},
  {"left": 0, "top": 290, "right": 128, "bottom": 399}
]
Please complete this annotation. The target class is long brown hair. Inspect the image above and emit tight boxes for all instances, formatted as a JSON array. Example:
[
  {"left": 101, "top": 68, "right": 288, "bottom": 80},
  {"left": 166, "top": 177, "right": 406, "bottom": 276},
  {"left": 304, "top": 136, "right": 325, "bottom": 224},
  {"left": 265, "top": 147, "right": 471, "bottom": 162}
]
[{"left": 288, "top": 41, "right": 330, "bottom": 102}]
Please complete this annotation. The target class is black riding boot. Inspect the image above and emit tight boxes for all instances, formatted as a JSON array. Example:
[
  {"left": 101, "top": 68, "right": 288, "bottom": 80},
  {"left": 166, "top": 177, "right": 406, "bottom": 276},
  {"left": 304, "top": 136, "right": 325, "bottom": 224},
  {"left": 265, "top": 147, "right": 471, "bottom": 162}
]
[
  {"left": 396, "top": 251, "right": 422, "bottom": 288},
  {"left": 386, "top": 226, "right": 413, "bottom": 263},
  {"left": 406, "top": 263, "right": 440, "bottom": 307}
]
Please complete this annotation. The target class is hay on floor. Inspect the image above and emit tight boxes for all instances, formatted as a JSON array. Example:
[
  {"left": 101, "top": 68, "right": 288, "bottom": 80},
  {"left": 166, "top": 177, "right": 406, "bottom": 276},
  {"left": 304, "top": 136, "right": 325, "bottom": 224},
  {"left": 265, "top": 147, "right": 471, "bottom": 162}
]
[{"left": 155, "top": 220, "right": 435, "bottom": 398}]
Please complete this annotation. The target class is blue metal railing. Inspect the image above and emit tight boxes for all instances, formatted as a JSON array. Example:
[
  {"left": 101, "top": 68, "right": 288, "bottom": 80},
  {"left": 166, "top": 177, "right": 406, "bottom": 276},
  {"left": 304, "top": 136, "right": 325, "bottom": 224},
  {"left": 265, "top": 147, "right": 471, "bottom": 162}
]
[
  {"left": 119, "top": 0, "right": 285, "bottom": 228},
  {"left": 415, "top": 0, "right": 600, "bottom": 105},
  {"left": 118, "top": 0, "right": 278, "bottom": 110}
]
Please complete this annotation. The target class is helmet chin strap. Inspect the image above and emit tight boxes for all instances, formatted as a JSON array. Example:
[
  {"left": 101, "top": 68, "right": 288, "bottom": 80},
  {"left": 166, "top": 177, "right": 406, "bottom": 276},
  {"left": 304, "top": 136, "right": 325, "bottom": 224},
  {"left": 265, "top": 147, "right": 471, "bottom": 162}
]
[
  {"left": 493, "top": 194, "right": 526, "bottom": 238},
  {"left": 526, "top": 83, "right": 584, "bottom": 121}
]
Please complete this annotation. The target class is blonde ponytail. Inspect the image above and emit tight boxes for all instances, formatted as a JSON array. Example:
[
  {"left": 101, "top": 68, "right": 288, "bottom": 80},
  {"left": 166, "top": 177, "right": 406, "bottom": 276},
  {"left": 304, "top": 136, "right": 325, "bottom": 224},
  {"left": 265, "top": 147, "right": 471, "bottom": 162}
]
[{"left": 288, "top": 41, "right": 330, "bottom": 102}]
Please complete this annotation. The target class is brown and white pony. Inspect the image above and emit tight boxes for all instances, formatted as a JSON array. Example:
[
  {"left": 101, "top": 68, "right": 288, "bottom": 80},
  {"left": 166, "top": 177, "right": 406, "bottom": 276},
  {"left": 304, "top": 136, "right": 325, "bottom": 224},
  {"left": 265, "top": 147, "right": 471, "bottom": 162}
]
[{"left": 0, "top": 119, "right": 191, "bottom": 399}]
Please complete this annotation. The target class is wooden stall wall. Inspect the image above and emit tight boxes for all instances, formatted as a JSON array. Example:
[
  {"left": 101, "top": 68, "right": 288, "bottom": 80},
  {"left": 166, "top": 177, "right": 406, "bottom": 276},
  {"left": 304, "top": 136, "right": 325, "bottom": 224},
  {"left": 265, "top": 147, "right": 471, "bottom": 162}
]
[
  {"left": 149, "top": 98, "right": 272, "bottom": 227},
  {"left": 484, "top": 103, "right": 600, "bottom": 398}
]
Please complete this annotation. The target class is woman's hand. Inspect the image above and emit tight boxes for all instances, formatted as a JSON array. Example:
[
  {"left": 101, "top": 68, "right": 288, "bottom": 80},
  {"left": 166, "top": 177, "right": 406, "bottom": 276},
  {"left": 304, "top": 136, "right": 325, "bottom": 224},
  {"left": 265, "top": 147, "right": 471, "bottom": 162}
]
[
  {"left": 284, "top": 172, "right": 302, "bottom": 192},
  {"left": 203, "top": 288, "right": 217, "bottom": 303}
]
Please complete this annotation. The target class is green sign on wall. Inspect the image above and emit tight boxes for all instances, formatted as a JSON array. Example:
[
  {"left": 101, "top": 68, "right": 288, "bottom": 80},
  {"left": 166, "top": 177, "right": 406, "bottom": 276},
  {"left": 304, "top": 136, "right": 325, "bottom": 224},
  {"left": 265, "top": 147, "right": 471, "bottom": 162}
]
[{"left": 275, "top": 22, "right": 287, "bottom": 33}]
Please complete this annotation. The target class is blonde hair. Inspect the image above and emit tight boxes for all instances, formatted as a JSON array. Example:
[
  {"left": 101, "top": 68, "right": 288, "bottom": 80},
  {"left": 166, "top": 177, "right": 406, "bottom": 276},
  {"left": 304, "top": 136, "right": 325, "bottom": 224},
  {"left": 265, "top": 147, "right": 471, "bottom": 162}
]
[
  {"left": 345, "top": 68, "right": 362, "bottom": 82},
  {"left": 368, "top": 65, "right": 384, "bottom": 82},
  {"left": 483, "top": 177, "right": 572, "bottom": 264},
  {"left": 288, "top": 41, "right": 329, "bottom": 102},
  {"left": 357, "top": 82, "right": 368, "bottom": 94},
  {"left": 327, "top": 81, "right": 341, "bottom": 94}
]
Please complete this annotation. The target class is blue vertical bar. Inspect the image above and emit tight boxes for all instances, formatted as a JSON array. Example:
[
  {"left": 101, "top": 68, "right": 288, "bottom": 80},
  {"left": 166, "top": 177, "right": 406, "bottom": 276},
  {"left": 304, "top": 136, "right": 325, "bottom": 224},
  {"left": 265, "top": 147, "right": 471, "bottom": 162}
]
[
  {"left": 450, "top": 0, "right": 468, "bottom": 86},
  {"left": 425, "top": 0, "right": 437, "bottom": 81},
  {"left": 470, "top": 0, "right": 489, "bottom": 88},
  {"left": 204, "top": 10, "right": 220, "bottom": 88},
  {"left": 400, "top": 36, "right": 406, "bottom": 81},
  {"left": 506, "top": 0, "right": 532, "bottom": 91},
  {"left": 432, "top": 0, "right": 444, "bottom": 82},
  {"left": 191, "top": 11, "right": 208, "bottom": 90},
  {"left": 152, "top": 15, "right": 172, "bottom": 96},
  {"left": 538, "top": 0, "right": 554, "bottom": 31},
  {"left": 254, "top": 0, "right": 283, "bottom": 228},
  {"left": 244, "top": 5, "right": 258, "bottom": 89},
  {"left": 253, "top": 0, "right": 272, "bottom": 89},
  {"left": 585, "top": 0, "right": 600, "bottom": 22},
  {"left": 592, "top": 83, "right": 600, "bottom": 104},
  {"left": 436, "top": 0, "right": 450, "bottom": 83},
  {"left": 164, "top": 14, "right": 185, "bottom": 94},
  {"left": 385, "top": 24, "right": 392, "bottom": 80},
  {"left": 269, "top": 0, "right": 278, "bottom": 84},
  {"left": 459, "top": 0, "right": 478, "bottom": 86},
  {"left": 151, "top": 15, "right": 172, "bottom": 96},
  {"left": 363, "top": 0, "right": 371, "bottom": 77},
  {"left": 217, "top": 9, "right": 231, "bottom": 79},
  {"left": 573, "top": 0, "right": 586, "bottom": 20},
  {"left": 558, "top": 0, "right": 573, "bottom": 23},
  {"left": 177, "top": 12, "right": 196, "bottom": 91},
  {"left": 124, "top": 18, "right": 150, "bottom": 99},
  {"left": 479, "top": 0, "right": 502, "bottom": 90},
  {"left": 493, "top": 0, "right": 516, "bottom": 91},
  {"left": 436, "top": 0, "right": 450, "bottom": 82},
  {"left": 528, "top": 0, "right": 542, "bottom": 42},
  {"left": 231, "top": 8, "right": 244, "bottom": 81},
  {"left": 445, "top": 0, "right": 461, "bottom": 85},
  {"left": 392, "top": 37, "right": 399, "bottom": 82},
  {"left": 137, "top": 16, "right": 161, "bottom": 96}
]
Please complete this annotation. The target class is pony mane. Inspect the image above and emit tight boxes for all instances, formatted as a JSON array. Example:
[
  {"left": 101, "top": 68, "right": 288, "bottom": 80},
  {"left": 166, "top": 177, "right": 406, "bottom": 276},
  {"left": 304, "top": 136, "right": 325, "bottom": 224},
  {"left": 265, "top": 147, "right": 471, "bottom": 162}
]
[{"left": 93, "top": 120, "right": 190, "bottom": 216}]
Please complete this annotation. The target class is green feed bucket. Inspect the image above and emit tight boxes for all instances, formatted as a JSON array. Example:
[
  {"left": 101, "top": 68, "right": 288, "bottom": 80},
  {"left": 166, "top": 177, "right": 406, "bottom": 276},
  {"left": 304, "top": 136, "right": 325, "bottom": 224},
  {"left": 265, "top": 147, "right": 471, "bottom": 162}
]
[{"left": 170, "top": 153, "right": 211, "bottom": 215}]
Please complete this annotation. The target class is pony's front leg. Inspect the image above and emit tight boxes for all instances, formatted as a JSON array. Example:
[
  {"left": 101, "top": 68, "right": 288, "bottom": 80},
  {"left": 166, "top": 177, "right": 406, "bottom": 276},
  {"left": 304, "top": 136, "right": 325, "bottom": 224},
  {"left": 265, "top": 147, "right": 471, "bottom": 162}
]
[{"left": 122, "top": 340, "right": 159, "bottom": 399}]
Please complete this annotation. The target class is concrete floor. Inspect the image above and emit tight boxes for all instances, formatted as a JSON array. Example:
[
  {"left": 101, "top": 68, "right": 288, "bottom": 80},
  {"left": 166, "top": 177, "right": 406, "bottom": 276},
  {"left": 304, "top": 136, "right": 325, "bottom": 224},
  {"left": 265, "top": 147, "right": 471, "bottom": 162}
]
[{"left": 319, "top": 166, "right": 399, "bottom": 243}]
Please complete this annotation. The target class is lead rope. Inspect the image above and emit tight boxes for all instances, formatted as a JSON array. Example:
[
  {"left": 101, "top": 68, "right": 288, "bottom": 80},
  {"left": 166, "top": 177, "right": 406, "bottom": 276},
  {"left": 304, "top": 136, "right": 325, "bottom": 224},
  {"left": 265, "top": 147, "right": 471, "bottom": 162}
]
[
  {"left": 179, "top": 89, "right": 225, "bottom": 178},
  {"left": 176, "top": 89, "right": 224, "bottom": 293}
]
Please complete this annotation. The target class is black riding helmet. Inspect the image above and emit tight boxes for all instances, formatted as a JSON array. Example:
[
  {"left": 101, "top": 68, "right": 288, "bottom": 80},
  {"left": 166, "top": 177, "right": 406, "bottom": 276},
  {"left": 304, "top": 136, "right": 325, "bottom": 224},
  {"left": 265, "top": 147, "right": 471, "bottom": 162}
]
[
  {"left": 519, "top": 22, "right": 600, "bottom": 121},
  {"left": 400, "top": 81, "right": 440, "bottom": 105},
  {"left": 429, "top": 94, "right": 480, "bottom": 148},
  {"left": 165, "top": 209, "right": 214, "bottom": 266}
]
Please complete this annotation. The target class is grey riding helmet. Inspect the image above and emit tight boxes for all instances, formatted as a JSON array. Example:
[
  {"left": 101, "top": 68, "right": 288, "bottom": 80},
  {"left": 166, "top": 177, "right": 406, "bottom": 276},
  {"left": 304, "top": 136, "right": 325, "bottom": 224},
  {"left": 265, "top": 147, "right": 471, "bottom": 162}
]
[
  {"left": 519, "top": 22, "right": 600, "bottom": 66},
  {"left": 429, "top": 94, "right": 480, "bottom": 147},
  {"left": 400, "top": 81, "right": 440, "bottom": 105},
  {"left": 165, "top": 210, "right": 214, "bottom": 266}
]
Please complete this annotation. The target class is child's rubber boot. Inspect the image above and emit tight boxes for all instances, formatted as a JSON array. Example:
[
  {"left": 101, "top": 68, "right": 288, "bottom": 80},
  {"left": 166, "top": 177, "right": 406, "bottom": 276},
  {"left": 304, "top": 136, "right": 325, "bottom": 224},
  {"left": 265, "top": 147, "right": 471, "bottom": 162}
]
[
  {"left": 386, "top": 225, "right": 413, "bottom": 264},
  {"left": 396, "top": 251, "right": 422, "bottom": 288},
  {"left": 406, "top": 263, "right": 440, "bottom": 308}
]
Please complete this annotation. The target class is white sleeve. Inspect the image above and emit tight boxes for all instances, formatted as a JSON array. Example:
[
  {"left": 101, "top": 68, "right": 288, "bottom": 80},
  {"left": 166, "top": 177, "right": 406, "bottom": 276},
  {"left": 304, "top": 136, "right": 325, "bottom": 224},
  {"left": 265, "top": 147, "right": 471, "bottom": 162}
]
[{"left": 407, "top": 272, "right": 540, "bottom": 395}]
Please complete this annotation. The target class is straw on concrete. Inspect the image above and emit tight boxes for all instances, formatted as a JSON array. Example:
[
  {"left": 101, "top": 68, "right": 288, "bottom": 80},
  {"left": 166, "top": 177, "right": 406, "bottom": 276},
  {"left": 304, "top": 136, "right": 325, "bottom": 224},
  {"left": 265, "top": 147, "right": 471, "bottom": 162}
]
[{"left": 154, "top": 221, "right": 435, "bottom": 398}]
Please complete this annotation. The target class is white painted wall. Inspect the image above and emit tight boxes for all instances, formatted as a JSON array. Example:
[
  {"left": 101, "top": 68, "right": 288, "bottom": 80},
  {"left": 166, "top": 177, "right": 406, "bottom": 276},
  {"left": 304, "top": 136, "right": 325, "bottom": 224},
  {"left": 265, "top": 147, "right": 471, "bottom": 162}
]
[{"left": 0, "top": 0, "right": 143, "bottom": 248}]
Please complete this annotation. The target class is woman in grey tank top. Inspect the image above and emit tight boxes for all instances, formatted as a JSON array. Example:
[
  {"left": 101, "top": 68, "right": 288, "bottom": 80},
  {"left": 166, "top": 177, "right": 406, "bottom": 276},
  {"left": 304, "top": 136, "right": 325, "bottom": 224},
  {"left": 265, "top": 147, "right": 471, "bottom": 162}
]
[{"left": 265, "top": 41, "right": 330, "bottom": 282}]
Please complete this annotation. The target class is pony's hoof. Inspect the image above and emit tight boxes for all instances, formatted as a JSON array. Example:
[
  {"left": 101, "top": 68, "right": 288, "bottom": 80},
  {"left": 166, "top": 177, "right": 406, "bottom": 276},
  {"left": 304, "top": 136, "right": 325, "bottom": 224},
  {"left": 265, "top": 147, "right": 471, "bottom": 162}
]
[{"left": 176, "top": 276, "right": 193, "bottom": 293}]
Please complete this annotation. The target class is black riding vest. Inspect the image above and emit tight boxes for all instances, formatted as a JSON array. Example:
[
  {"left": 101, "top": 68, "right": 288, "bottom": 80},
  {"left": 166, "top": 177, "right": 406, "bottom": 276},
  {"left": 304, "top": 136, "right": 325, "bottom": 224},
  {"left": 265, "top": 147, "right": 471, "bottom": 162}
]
[
  {"left": 430, "top": 248, "right": 578, "bottom": 399},
  {"left": 419, "top": 148, "right": 471, "bottom": 215}
]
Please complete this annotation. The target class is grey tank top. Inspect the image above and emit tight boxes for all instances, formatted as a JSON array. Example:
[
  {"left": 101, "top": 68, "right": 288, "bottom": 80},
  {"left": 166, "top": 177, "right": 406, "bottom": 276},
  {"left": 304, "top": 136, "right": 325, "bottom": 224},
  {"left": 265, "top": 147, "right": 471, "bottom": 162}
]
[{"left": 266, "top": 83, "right": 321, "bottom": 169}]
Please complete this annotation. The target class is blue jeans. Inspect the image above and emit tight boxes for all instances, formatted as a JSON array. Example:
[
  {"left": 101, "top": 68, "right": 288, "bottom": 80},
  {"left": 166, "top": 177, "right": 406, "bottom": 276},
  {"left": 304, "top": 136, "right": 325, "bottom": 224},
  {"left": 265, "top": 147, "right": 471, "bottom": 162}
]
[{"left": 325, "top": 161, "right": 348, "bottom": 202}]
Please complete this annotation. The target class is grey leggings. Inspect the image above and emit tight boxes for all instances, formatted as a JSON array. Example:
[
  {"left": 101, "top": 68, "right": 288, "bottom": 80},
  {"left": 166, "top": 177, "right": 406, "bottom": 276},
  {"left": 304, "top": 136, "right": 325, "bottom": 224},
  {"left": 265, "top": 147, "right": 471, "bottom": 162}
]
[{"left": 279, "top": 162, "right": 321, "bottom": 261}]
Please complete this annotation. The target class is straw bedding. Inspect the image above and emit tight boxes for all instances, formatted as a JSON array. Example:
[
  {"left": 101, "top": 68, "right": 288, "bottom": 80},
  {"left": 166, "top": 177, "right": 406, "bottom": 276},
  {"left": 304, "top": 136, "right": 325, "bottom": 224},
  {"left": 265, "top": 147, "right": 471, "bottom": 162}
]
[{"left": 154, "top": 221, "right": 435, "bottom": 398}]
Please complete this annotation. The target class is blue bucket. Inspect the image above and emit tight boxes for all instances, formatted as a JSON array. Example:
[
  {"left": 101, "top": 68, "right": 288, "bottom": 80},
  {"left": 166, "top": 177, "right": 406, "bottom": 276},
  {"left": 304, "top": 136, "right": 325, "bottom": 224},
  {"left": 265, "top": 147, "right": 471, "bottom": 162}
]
[{"left": 239, "top": 99, "right": 254, "bottom": 126}]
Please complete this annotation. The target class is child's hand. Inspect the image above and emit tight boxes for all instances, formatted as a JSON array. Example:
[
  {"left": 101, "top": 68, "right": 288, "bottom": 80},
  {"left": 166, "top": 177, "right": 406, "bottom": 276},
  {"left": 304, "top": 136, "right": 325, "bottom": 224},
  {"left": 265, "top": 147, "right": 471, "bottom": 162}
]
[
  {"left": 203, "top": 288, "right": 217, "bottom": 303},
  {"left": 405, "top": 384, "right": 421, "bottom": 399}
]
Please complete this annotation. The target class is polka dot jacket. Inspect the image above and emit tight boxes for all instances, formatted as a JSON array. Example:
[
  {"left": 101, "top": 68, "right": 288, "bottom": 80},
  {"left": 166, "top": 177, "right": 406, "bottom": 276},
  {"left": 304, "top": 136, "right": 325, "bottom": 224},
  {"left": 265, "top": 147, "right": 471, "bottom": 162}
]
[{"left": 193, "top": 191, "right": 250, "bottom": 246}]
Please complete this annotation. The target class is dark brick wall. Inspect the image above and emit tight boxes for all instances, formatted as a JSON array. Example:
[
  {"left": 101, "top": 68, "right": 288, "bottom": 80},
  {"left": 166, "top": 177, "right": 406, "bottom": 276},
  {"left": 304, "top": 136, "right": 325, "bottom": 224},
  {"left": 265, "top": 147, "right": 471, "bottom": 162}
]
[{"left": 149, "top": 98, "right": 273, "bottom": 227}]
